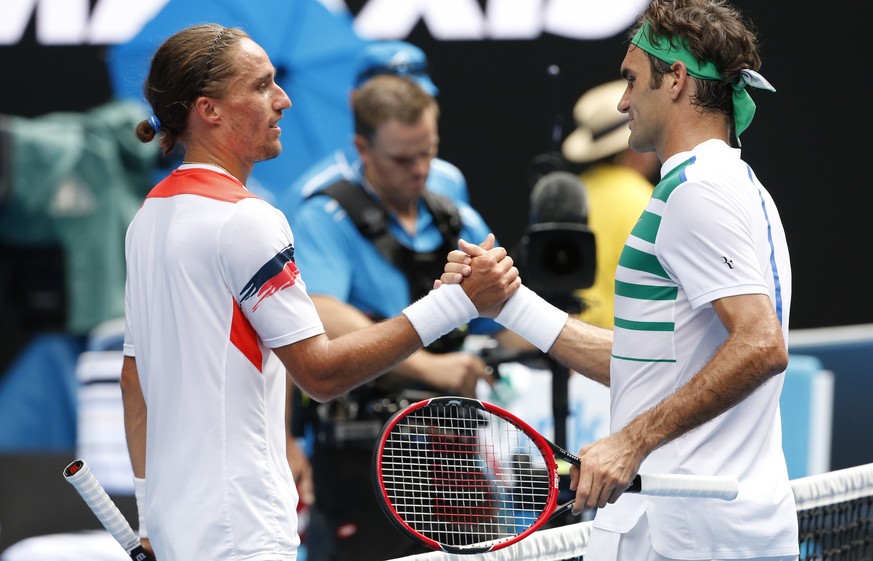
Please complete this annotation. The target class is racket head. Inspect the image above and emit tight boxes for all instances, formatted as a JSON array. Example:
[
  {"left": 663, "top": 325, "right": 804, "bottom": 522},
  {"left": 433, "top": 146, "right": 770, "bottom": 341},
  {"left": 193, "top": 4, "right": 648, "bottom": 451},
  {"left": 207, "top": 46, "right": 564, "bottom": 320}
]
[{"left": 372, "top": 396, "right": 562, "bottom": 554}]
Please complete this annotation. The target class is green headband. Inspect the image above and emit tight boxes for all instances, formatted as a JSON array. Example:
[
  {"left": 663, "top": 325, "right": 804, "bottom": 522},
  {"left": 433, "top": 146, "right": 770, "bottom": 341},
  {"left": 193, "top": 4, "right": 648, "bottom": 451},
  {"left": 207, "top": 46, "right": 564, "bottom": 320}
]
[{"left": 631, "top": 21, "right": 775, "bottom": 140}]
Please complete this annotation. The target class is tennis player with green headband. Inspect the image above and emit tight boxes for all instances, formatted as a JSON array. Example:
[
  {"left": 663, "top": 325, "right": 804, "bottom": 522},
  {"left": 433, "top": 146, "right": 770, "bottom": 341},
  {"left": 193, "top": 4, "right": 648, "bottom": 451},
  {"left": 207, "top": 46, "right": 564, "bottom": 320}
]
[
  {"left": 569, "top": 2, "right": 798, "bottom": 559},
  {"left": 569, "top": 3, "right": 797, "bottom": 558},
  {"left": 628, "top": 18, "right": 775, "bottom": 145},
  {"left": 440, "top": 0, "right": 799, "bottom": 560}
]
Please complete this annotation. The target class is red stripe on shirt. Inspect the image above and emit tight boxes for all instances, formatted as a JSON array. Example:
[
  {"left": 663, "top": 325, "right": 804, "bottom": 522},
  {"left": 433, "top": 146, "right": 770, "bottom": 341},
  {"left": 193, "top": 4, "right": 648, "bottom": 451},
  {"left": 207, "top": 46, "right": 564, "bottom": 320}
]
[
  {"left": 230, "top": 301, "right": 263, "bottom": 373},
  {"left": 147, "top": 168, "right": 259, "bottom": 203}
]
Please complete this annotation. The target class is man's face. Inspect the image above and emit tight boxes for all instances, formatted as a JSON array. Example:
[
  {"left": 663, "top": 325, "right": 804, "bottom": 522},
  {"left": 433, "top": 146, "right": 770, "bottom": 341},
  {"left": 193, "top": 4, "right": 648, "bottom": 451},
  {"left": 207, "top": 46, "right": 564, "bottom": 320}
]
[
  {"left": 217, "top": 38, "right": 291, "bottom": 164},
  {"left": 618, "top": 45, "right": 666, "bottom": 155},
  {"left": 357, "top": 107, "right": 439, "bottom": 208}
]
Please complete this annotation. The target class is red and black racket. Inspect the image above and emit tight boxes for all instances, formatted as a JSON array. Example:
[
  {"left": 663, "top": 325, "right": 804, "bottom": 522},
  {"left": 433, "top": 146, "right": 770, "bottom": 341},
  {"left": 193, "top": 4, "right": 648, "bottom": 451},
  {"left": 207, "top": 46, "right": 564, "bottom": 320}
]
[
  {"left": 373, "top": 396, "right": 738, "bottom": 554},
  {"left": 63, "top": 459, "right": 155, "bottom": 561}
]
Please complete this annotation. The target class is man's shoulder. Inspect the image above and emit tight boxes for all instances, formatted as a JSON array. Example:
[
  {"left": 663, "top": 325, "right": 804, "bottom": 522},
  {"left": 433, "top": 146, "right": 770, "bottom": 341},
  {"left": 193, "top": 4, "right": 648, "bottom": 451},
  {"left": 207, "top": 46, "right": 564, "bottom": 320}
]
[
  {"left": 426, "top": 158, "right": 469, "bottom": 203},
  {"left": 682, "top": 140, "right": 745, "bottom": 179},
  {"left": 294, "top": 153, "right": 356, "bottom": 197},
  {"left": 277, "top": 149, "right": 357, "bottom": 219},
  {"left": 296, "top": 189, "right": 350, "bottom": 221},
  {"left": 429, "top": 157, "right": 464, "bottom": 179},
  {"left": 428, "top": 158, "right": 466, "bottom": 186}
]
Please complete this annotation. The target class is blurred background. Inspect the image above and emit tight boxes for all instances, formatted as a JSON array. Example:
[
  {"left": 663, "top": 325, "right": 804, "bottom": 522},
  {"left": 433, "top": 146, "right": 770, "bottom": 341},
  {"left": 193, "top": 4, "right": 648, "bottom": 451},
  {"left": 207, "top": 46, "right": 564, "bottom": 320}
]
[
  {"left": 3, "top": 0, "right": 866, "bottom": 330},
  {"left": 0, "top": 0, "right": 869, "bottom": 555}
]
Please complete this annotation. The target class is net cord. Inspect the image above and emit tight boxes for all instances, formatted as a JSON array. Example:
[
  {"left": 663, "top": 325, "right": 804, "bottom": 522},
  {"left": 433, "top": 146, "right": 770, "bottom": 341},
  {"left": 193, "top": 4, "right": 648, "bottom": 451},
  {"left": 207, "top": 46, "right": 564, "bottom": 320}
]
[{"left": 792, "top": 462, "right": 873, "bottom": 511}]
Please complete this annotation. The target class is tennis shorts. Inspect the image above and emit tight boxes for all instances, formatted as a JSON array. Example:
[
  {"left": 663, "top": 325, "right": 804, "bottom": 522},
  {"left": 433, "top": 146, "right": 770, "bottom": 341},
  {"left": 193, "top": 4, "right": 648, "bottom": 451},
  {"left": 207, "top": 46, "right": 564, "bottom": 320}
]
[{"left": 586, "top": 512, "right": 799, "bottom": 561}]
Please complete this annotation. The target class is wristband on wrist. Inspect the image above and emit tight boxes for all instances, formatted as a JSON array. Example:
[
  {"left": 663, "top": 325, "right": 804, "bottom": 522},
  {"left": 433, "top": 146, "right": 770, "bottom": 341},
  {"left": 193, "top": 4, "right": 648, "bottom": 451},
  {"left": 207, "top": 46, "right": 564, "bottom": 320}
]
[
  {"left": 402, "top": 284, "right": 478, "bottom": 346},
  {"left": 134, "top": 477, "right": 147, "bottom": 539},
  {"left": 495, "top": 285, "right": 568, "bottom": 352}
]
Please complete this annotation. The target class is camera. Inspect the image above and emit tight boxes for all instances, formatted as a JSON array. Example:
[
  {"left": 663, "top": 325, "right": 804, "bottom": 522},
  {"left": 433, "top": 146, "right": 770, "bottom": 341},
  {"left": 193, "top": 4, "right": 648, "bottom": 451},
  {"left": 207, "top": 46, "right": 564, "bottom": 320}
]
[{"left": 515, "top": 171, "right": 596, "bottom": 312}]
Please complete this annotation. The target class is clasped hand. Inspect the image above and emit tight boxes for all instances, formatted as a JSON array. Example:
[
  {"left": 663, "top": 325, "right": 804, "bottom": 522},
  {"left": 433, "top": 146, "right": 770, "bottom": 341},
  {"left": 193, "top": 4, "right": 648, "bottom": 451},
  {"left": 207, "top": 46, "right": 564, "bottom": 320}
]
[{"left": 434, "top": 234, "right": 519, "bottom": 317}]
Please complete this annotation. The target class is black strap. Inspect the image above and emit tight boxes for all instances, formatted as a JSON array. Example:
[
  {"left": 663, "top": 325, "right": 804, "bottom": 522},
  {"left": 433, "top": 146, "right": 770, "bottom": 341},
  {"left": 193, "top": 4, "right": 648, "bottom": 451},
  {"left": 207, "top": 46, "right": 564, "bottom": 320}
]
[
  {"left": 297, "top": 181, "right": 469, "bottom": 440},
  {"left": 317, "top": 180, "right": 462, "bottom": 302}
]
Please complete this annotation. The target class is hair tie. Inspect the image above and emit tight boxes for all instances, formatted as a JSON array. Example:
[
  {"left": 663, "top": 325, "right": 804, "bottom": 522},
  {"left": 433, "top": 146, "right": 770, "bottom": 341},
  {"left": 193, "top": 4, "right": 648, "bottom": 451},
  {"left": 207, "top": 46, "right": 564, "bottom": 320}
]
[{"left": 148, "top": 114, "right": 161, "bottom": 133}]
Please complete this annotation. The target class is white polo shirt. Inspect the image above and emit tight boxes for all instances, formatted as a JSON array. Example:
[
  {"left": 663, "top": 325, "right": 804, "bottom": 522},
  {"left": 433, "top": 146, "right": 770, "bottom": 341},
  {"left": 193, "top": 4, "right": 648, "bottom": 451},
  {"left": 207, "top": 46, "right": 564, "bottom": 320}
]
[
  {"left": 123, "top": 164, "right": 324, "bottom": 561},
  {"left": 594, "top": 140, "right": 798, "bottom": 558}
]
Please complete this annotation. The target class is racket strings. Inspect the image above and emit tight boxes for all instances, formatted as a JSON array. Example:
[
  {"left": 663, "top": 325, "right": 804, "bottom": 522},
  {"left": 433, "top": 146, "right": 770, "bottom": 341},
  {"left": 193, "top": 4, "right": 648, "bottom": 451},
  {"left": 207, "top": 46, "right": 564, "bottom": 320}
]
[{"left": 380, "top": 403, "right": 555, "bottom": 548}]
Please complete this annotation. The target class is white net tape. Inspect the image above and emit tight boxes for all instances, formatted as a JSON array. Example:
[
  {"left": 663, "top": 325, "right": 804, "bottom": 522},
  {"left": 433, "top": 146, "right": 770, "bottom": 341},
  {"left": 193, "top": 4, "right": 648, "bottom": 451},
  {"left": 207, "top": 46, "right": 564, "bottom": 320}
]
[
  {"left": 387, "top": 520, "right": 591, "bottom": 561},
  {"left": 792, "top": 463, "right": 873, "bottom": 511}
]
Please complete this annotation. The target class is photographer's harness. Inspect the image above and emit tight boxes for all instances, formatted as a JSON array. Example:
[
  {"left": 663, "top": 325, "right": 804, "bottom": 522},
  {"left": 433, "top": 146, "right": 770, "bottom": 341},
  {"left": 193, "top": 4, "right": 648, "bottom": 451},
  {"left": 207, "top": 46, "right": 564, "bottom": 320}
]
[{"left": 294, "top": 179, "right": 469, "bottom": 447}]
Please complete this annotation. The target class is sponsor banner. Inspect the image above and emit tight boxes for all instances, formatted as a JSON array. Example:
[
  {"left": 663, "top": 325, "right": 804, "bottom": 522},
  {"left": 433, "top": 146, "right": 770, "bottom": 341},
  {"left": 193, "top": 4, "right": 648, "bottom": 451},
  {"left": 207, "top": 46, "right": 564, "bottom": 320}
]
[{"left": 2, "top": 0, "right": 645, "bottom": 45}]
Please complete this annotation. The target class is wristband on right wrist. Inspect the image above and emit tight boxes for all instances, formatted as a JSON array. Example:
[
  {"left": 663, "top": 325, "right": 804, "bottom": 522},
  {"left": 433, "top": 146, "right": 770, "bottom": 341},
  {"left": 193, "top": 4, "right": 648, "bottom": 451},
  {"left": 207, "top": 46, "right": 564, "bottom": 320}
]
[
  {"left": 402, "top": 284, "right": 478, "bottom": 346},
  {"left": 495, "top": 285, "right": 568, "bottom": 352}
]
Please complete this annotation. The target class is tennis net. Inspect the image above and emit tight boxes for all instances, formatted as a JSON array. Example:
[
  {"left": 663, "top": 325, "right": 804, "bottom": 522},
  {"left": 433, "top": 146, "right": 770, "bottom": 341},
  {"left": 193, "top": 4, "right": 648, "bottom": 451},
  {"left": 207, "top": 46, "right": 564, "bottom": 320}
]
[{"left": 387, "top": 463, "right": 873, "bottom": 561}]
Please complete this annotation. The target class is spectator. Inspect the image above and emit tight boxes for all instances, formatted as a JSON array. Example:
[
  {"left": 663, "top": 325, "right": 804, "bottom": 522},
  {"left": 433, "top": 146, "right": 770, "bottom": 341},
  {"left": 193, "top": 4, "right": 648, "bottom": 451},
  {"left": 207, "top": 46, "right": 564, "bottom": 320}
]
[
  {"left": 121, "top": 24, "right": 518, "bottom": 561},
  {"left": 562, "top": 79, "right": 659, "bottom": 328}
]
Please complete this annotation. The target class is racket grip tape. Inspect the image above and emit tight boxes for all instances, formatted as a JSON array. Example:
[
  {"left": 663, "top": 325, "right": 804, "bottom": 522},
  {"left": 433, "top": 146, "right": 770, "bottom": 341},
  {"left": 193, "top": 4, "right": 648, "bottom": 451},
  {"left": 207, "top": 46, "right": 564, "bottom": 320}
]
[
  {"left": 630, "top": 473, "right": 739, "bottom": 500},
  {"left": 63, "top": 459, "right": 155, "bottom": 561}
]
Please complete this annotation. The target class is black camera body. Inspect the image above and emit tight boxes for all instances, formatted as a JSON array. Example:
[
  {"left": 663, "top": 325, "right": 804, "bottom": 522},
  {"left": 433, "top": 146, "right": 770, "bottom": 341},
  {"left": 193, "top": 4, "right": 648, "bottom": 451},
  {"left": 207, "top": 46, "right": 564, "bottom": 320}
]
[
  {"left": 522, "top": 221, "right": 595, "bottom": 293},
  {"left": 515, "top": 171, "right": 596, "bottom": 312}
]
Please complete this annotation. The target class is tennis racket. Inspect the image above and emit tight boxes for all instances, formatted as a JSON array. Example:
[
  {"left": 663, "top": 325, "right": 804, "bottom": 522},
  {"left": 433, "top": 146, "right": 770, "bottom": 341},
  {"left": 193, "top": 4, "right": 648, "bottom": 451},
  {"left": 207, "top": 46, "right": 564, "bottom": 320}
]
[
  {"left": 373, "top": 396, "right": 739, "bottom": 554},
  {"left": 63, "top": 459, "right": 155, "bottom": 561}
]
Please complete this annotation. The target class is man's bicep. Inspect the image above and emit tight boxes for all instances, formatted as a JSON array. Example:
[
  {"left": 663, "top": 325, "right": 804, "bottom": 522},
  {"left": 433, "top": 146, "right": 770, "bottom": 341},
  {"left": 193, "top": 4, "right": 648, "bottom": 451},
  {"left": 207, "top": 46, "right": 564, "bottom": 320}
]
[
  {"left": 120, "top": 355, "right": 142, "bottom": 398},
  {"left": 711, "top": 293, "right": 780, "bottom": 334},
  {"left": 273, "top": 333, "right": 330, "bottom": 399}
]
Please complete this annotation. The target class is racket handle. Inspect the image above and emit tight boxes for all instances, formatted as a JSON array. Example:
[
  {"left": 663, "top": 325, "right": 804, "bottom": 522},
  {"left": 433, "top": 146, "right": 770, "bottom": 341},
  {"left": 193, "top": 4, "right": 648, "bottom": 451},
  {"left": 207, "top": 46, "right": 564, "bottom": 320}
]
[
  {"left": 630, "top": 473, "right": 739, "bottom": 500},
  {"left": 63, "top": 459, "right": 155, "bottom": 561}
]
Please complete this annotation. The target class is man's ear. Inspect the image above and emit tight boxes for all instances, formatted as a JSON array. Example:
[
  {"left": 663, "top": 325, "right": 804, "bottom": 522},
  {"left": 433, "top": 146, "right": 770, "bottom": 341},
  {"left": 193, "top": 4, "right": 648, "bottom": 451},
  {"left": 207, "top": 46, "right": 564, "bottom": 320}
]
[
  {"left": 192, "top": 96, "right": 220, "bottom": 125},
  {"left": 669, "top": 61, "right": 689, "bottom": 101},
  {"left": 353, "top": 133, "right": 369, "bottom": 162}
]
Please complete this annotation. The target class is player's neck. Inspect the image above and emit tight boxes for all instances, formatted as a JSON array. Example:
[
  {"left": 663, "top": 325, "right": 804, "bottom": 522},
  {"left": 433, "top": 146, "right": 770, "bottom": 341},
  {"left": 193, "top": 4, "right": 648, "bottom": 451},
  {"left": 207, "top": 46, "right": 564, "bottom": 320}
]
[
  {"left": 183, "top": 147, "right": 248, "bottom": 185},
  {"left": 659, "top": 118, "right": 731, "bottom": 162}
]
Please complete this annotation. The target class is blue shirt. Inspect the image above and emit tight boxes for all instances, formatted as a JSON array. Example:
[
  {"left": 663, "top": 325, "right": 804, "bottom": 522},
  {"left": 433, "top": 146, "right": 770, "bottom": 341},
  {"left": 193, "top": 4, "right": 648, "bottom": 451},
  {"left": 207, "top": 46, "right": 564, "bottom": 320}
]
[
  {"left": 277, "top": 142, "right": 470, "bottom": 222},
  {"left": 293, "top": 183, "right": 499, "bottom": 335}
]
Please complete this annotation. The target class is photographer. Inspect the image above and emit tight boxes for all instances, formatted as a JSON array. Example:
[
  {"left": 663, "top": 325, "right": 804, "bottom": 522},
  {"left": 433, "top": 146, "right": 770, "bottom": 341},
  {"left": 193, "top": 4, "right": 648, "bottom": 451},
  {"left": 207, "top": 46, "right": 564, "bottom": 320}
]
[{"left": 290, "top": 74, "right": 531, "bottom": 561}]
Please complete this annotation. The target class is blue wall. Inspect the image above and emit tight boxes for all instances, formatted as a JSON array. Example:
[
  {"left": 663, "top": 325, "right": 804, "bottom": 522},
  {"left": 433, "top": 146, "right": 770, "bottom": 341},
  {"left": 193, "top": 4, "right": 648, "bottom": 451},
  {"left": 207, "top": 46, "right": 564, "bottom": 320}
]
[{"left": 789, "top": 325, "right": 873, "bottom": 471}]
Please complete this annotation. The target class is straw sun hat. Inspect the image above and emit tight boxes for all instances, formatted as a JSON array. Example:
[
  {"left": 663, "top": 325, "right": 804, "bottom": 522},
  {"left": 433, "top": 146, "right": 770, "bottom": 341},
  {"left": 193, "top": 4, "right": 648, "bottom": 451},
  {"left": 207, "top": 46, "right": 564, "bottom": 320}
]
[{"left": 561, "top": 80, "right": 631, "bottom": 164}]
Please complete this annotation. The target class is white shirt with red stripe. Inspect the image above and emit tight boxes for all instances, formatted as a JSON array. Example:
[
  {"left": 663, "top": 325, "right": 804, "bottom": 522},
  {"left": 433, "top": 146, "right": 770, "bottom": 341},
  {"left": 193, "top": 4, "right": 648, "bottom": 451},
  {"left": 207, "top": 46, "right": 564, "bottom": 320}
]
[{"left": 123, "top": 164, "right": 324, "bottom": 561}]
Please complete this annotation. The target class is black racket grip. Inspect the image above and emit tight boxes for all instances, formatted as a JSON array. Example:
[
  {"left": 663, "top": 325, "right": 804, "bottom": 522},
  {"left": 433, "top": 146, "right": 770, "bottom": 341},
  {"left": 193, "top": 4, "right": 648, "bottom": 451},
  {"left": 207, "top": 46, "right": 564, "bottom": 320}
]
[
  {"left": 129, "top": 544, "right": 156, "bottom": 561},
  {"left": 626, "top": 475, "right": 644, "bottom": 492}
]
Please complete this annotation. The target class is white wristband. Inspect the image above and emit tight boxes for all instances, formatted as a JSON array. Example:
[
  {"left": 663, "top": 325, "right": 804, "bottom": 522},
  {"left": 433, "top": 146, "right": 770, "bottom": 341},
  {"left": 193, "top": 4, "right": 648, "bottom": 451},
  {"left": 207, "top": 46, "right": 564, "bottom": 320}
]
[
  {"left": 403, "top": 284, "right": 478, "bottom": 346},
  {"left": 495, "top": 285, "right": 568, "bottom": 353},
  {"left": 134, "top": 477, "right": 147, "bottom": 539}
]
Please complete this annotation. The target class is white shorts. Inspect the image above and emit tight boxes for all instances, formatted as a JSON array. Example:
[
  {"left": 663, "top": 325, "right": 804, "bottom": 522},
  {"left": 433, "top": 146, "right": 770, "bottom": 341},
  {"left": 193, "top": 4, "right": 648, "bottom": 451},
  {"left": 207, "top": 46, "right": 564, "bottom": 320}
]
[{"left": 586, "top": 513, "right": 798, "bottom": 561}]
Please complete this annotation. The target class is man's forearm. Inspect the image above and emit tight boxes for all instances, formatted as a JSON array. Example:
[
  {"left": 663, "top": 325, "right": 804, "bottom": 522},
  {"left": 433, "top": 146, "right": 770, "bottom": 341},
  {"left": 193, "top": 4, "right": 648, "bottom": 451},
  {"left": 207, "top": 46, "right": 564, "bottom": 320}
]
[
  {"left": 620, "top": 324, "right": 787, "bottom": 458},
  {"left": 547, "top": 317, "right": 613, "bottom": 387},
  {"left": 120, "top": 355, "right": 147, "bottom": 478}
]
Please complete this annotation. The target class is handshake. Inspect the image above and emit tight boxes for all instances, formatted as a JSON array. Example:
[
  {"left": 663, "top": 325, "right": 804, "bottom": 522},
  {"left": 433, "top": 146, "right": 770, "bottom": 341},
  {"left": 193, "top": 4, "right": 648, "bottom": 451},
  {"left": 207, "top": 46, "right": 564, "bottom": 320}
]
[{"left": 403, "top": 233, "right": 569, "bottom": 354}]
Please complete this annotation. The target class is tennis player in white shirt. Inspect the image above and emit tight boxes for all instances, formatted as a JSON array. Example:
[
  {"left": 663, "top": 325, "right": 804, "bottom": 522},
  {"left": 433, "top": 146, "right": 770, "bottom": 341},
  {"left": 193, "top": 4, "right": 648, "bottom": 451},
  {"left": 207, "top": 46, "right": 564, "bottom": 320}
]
[{"left": 121, "top": 23, "right": 518, "bottom": 561}]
